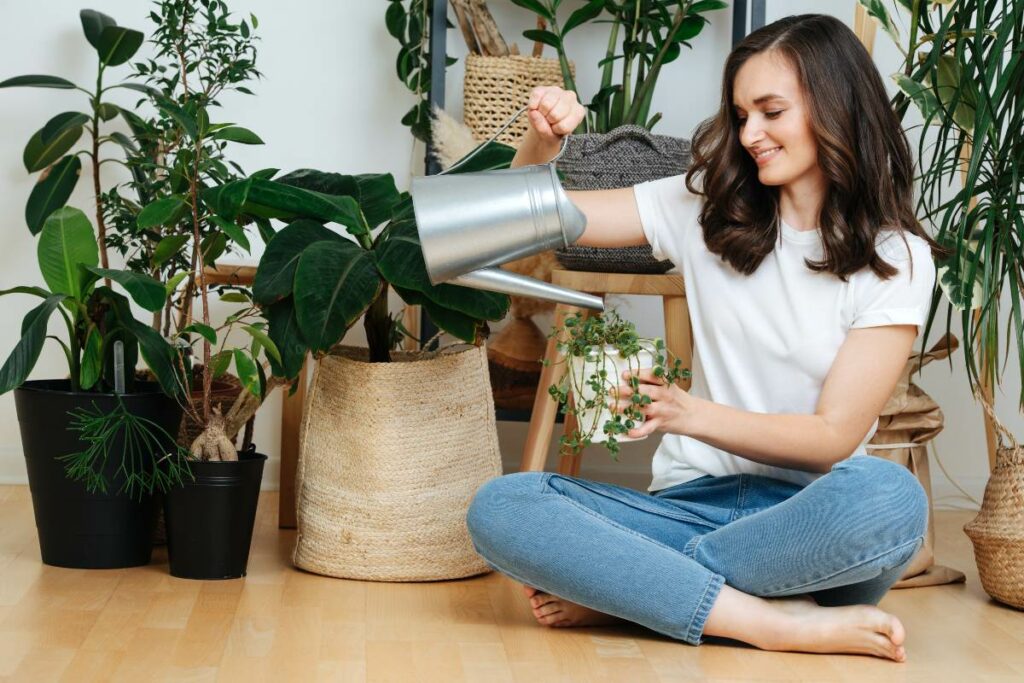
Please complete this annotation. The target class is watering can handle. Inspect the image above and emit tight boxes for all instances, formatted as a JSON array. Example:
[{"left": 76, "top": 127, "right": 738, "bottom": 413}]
[{"left": 441, "top": 105, "right": 570, "bottom": 176}]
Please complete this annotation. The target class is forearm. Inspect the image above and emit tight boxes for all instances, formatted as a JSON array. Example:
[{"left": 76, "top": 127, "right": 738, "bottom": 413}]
[
  {"left": 685, "top": 396, "right": 854, "bottom": 473},
  {"left": 511, "top": 128, "right": 562, "bottom": 168}
]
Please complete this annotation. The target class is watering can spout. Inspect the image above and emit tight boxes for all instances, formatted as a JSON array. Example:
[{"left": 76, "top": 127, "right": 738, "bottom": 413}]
[{"left": 410, "top": 163, "right": 604, "bottom": 312}]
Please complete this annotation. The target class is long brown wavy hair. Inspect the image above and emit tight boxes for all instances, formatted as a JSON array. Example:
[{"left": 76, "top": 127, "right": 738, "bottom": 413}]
[{"left": 686, "top": 14, "right": 943, "bottom": 280}]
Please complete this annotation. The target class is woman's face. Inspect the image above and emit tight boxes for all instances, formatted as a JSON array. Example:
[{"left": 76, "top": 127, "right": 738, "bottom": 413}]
[{"left": 732, "top": 51, "right": 821, "bottom": 189}]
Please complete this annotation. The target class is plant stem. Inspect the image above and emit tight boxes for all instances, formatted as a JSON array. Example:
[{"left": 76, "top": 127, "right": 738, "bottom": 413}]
[
  {"left": 364, "top": 286, "right": 392, "bottom": 363},
  {"left": 91, "top": 65, "right": 111, "bottom": 287},
  {"left": 626, "top": 1, "right": 689, "bottom": 124}
]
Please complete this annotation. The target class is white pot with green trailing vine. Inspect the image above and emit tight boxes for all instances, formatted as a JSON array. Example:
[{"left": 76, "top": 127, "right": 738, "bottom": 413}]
[{"left": 549, "top": 312, "right": 688, "bottom": 459}]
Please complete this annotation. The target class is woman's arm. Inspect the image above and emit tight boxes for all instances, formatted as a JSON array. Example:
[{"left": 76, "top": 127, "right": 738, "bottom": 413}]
[
  {"left": 616, "top": 325, "right": 919, "bottom": 472},
  {"left": 512, "top": 87, "right": 647, "bottom": 249}
]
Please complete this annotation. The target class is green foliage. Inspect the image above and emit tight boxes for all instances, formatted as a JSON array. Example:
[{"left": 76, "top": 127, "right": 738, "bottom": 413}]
[
  {"left": 57, "top": 397, "right": 192, "bottom": 501},
  {"left": 511, "top": 0, "right": 727, "bottom": 132},
  {"left": 872, "top": 0, "right": 1024, "bottom": 407},
  {"left": 547, "top": 311, "right": 689, "bottom": 459},
  {"left": 386, "top": 0, "right": 457, "bottom": 142}
]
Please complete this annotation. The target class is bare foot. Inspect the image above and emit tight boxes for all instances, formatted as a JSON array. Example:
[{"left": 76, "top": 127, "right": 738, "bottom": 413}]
[
  {"left": 521, "top": 585, "right": 622, "bottom": 628},
  {"left": 756, "top": 597, "right": 907, "bottom": 662}
]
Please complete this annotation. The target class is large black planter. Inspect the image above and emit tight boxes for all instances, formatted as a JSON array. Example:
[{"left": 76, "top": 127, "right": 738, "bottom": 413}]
[
  {"left": 164, "top": 447, "right": 266, "bottom": 579},
  {"left": 14, "top": 380, "right": 183, "bottom": 569}
]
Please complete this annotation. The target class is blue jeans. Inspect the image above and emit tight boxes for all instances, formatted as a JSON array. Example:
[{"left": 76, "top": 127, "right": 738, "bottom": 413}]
[{"left": 465, "top": 455, "right": 927, "bottom": 645}]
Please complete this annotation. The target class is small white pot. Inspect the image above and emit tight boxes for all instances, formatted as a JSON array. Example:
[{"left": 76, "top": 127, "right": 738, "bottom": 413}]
[{"left": 568, "top": 344, "right": 655, "bottom": 444}]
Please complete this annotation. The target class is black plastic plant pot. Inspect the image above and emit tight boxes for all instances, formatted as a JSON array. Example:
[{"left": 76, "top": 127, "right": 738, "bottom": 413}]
[
  {"left": 13, "top": 380, "right": 183, "bottom": 569},
  {"left": 164, "top": 447, "right": 266, "bottom": 580}
]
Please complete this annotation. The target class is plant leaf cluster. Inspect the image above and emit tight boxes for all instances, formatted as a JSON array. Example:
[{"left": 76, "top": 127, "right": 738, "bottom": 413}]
[
  {"left": 511, "top": 0, "right": 727, "bottom": 132},
  {"left": 867, "top": 0, "right": 1024, "bottom": 407}
]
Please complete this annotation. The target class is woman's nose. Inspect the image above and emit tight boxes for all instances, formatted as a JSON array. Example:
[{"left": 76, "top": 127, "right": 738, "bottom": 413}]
[{"left": 740, "top": 119, "right": 764, "bottom": 148}]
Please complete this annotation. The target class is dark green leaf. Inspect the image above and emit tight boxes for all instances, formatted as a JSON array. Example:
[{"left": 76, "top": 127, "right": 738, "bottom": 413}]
[
  {"left": 266, "top": 299, "right": 308, "bottom": 378},
  {"left": 523, "top": 29, "right": 560, "bottom": 49},
  {"left": 96, "top": 25, "right": 144, "bottom": 66},
  {"left": 23, "top": 126, "right": 83, "bottom": 173},
  {"left": 219, "top": 292, "right": 250, "bottom": 303},
  {"left": 212, "top": 126, "right": 264, "bottom": 144},
  {"left": 156, "top": 97, "right": 198, "bottom": 139},
  {"left": 96, "top": 102, "right": 119, "bottom": 121},
  {"left": 109, "top": 131, "right": 138, "bottom": 154},
  {"left": 25, "top": 155, "right": 81, "bottom": 235},
  {"left": 444, "top": 141, "right": 516, "bottom": 174},
  {"left": 233, "top": 350, "right": 261, "bottom": 397},
  {"left": 394, "top": 286, "right": 482, "bottom": 343},
  {"left": 87, "top": 267, "right": 166, "bottom": 312},
  {"left": 0, "top": 296, "right": 66, "bottom": 394},
  {"left": 564, "top": 0, "right": 604, "bottom": 34},
  {"left": 252, "top": 219, "right": 342, "bottom": 304},
  {"left": 79, "top": 326, "right": 102, "bottom": 390},
  {"left": 113, "top": 82, "right": 160, "bottom": 97},
  {"left": 182, "top": 322, "right": 217, "bottom": 345},
  {"left": 240, "top": 179, "right": 369, "bottom": 236},
  {"left": 275, "top": 170, "right": 400, "bottom": 229},
  {"left": 689, "top": 0, "right": 728, "bottom": 12},
  {"left": 37, "top": 207, "right": 98, "bottom": 300},
  {"left": 294, "top": 241, "right": 382, "bottom": 352},
  {"left": 242, "top": 325, "right": 281, "bottom": 364},
  {"left": 40, "top": 112, "right": 90, "bottom": 144},
  {"left": 80, "top": 9, "right": 117, "bottom": 50},
  {"left": 201, "top": 232, "right": 228, "bottom": 265},
  {"left": 509, "top": 0, "right": 555, "bottom": 22},
  {"left": 385, "top": 1, "right": 407, "bottom": 39},
  {"left": 202, "top": 177, "right": 252, "bottom": 221},
  {"left": 137, "top": 195, "right": 187, "bottom": 229},
  {"left": 0, "top": 75, "right": 76, "bottom": 89},
  {"left": 211, "top": 216, "right": 251, "bottom": 253},
  {"left": 152, "top": 234, "right": 191, "bottom": 266}
]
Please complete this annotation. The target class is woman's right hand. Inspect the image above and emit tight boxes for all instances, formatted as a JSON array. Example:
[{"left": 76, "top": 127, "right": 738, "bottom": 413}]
[{"left": 526, "top": 86, "right": 586, "bottom": 145}]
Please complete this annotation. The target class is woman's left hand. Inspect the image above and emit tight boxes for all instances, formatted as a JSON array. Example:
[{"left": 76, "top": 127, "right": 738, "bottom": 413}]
[{"left": 611, "top": 369, "right": 698, "bottom": 438}]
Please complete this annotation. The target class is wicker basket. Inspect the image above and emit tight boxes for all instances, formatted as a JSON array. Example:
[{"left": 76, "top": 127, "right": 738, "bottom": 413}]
[
  {"left": 292, "top": 345, "right": 502, "bottom": 581},
  {"left": 463, "top": 54, "right": 570, "bottom": 147},
  {"left": 964, "top": 396, "right": 1024, "bottom": 609},
  {"left": 555, "top": 125, "right": 691, "bottom": 274}
]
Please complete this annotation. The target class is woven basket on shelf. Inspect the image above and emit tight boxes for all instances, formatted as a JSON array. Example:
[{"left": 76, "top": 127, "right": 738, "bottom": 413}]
[
  {"left": 463, "top": 54, "right": 570, "bottom": 147},
  {"left": 292, "top": 345, "right": 502, "bottom": 582},
  {"left": 555, "top": 125, "right": 691, "bottom": 274},
  {"left": 964, "top": 396, "right": 1024, "bottom": 609}
]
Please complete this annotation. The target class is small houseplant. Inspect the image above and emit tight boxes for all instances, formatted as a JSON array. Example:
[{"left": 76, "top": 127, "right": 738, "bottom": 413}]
[
  {"left": 548, "top": 311, "right": 688, "bottom": 459},
  {"left": 0, "top": 9, "right": 191, "bottom": 569},
  {"left": 863, "top": 0, "right": 1024, "bottom": 608}
]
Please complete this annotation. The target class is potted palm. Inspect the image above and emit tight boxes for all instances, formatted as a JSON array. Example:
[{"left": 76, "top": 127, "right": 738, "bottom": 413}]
[
  {"left": 0, "top": 10, "right": 190, "bottom": 569},
  {"left": 864, "top": 0, "right": 1024, "bottom": 607},
  {"left": 547, "top": 311, "right": 688, "bottom": 459}
]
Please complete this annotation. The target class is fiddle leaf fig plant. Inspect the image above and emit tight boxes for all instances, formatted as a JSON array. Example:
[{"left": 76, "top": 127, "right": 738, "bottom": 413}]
[{"left": 547, "top": 311, "right": 689, "bottom": 459}]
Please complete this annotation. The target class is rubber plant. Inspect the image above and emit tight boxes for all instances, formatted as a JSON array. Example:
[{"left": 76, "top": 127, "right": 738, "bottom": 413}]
[
  {"left": 511, "top": 0, "right": 728, "bottom": 132},
  {"left": 547, "top": 310, "right": 689, "bottom": 459}
]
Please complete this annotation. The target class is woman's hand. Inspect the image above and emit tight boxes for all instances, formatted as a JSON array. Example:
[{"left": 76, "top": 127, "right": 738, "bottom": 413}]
[
  {"left": 526, "top": 85, "right": 586, "bottom": 145},
  {"left": 611, "top": 369, "right": 699, "bottom": 439}
]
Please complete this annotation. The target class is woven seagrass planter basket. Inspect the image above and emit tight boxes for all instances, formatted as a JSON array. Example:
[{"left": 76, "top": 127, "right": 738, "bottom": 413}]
[
  {"left": 292, "top": 344, "right": 502, "bottom": 582},
  {"left": 964, "top": 400, "right": 1024, "bottom": 609}
]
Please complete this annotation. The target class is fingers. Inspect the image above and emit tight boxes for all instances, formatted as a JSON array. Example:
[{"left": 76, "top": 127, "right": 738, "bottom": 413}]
[
  {"left": 527, "top": 85, "right": 583, "bottom": 139},
  {"left": 628, "top": 418, "right": 661, "bottom": 439},
  {"left": 622, "top": 367, "right": 665, "bottom": 385}
]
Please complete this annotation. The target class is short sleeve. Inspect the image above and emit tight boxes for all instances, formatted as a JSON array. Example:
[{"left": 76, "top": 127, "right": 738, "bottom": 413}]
[
  {"left": 850, "top": 233, "right": 936, "bottom": 331},
  {"left": 632, "top": 174, "right": 703, "bottom": 264}
]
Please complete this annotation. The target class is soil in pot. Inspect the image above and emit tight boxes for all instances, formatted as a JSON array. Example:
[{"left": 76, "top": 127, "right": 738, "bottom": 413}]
[
  {"left": 14, "top": 380, "right": 183, "bottom": 569},
  {"left": 164, "top": 446, "right": 266, "bottom": 580}
]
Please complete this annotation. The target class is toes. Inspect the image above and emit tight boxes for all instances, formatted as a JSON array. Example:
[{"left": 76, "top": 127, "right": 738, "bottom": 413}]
[
  {"left": 534, "top": 602, "right": 562, "bottom": 618},
  {"left": 537, "top": 612, "right": 565, "bottom": 626},
  {"left": 888, "top": 616, "right": 906, "bottom": 647},
  {"left": 530, "top": 594, "right": 557, "bottom": 609},
  {"left": 868, "top": 633, "right": 900, "bottom": 662},
  {"left": 522, "top": 585, "right": 540, "bottom": 599}
]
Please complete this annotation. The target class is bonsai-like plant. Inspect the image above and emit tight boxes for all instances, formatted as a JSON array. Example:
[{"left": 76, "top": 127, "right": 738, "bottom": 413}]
[
  {"left": 512, "top": 0, "right": 727, "bottom": 131},
  {"left": 547, "top": 310, "right": 689, "bottom": 458}
]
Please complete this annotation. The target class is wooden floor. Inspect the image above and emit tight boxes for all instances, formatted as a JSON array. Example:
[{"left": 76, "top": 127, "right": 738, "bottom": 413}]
[{"left": 1, "top": 486, "right": 1022, "bottom": 682}]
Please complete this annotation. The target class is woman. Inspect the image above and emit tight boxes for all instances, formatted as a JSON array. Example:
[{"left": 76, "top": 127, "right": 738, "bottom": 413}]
[{"left": 465, "top": 14, "right": 941, "bottom": 662}]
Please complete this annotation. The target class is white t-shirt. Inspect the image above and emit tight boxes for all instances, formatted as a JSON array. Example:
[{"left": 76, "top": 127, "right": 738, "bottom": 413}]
[{"left": 632, "top": 175, "right": 936, "bottom": 491}]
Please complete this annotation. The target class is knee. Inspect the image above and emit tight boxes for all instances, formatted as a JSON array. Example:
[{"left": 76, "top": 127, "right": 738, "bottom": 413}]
[
  {"left": 466, "top": 472, "right": 547, "bottom": 545},
  {"left": 833, "top": 455, "right": 928, "bottom": 540}
]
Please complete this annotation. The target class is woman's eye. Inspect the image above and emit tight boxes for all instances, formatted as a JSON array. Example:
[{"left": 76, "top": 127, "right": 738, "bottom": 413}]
[{"left": 765, "top": 110, "right": 784, "bottom": 119}]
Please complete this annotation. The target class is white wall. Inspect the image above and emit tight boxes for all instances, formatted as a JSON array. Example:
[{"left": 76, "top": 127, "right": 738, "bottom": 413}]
[{"left": 0, "top": 0, "right": 1019, "bottom": 511}]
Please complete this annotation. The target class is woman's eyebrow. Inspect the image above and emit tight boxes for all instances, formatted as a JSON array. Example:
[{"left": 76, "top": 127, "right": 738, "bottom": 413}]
[{"left": 733, "top": 94, "right": 789, "bottom": 109}]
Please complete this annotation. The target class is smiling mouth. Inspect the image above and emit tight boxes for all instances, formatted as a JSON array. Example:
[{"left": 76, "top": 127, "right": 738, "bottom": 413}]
[{"left": 753, "top": 147, "right": 782, "bottom": 163}]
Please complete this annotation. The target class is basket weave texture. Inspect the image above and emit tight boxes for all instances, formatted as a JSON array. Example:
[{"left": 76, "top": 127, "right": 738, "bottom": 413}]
[
  {"left": 964, "top": 396, "right": 1024, "bottom": 609},
  {"left": 462, "top": 54, "right": 569, "bottom": 147},
  {"left": 292, "top": 345, "right": 502, "bottom": 582},
  {"left": 555, "top": 125, "right": 691, "bottom": 274}
]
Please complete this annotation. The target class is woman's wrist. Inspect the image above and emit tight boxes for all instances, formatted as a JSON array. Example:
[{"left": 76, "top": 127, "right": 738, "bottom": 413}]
[
  {"left": 674, "top": 389, "right": 708, "bottom": 438},
  {"left": 511, "top": 128, "right": 563, "bottom": 168}
]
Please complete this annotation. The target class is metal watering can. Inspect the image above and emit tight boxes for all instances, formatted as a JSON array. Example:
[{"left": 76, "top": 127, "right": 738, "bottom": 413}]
[{"left": 410, "top": 107, "right": 604, "bottom": 311}]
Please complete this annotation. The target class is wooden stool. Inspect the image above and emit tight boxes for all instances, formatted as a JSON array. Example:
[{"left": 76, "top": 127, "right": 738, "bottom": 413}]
[{"left": 520, "top": 269, "right": 692, "bottom": 476}]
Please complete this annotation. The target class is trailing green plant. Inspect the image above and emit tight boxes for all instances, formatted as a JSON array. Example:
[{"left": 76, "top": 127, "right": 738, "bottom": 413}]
[
  {"left": 511, "top": 0, "right": 727, "bottom": 132},
  {"left": 864, "top": 0, "right": 1024, "bottom": 408},
  {"left": 547, "top": 310, "right": 689, "bottom": 458},
  {"left": 386, "top": 0, "right": 457, "bottom": 142},
  {"left": 58, "top": 397, "right": 192, "bottom": 500}
]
